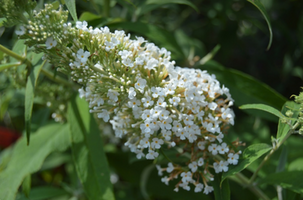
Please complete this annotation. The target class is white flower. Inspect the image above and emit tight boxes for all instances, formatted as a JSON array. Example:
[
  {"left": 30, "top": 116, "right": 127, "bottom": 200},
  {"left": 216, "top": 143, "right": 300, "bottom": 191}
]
[
  {"left": 162, "top": 130, "right": 172, "bottom": 141},
  {"left": 15, "top": 26, "right": 25, "bottom": 36},
  {"left": 194, "top": 183, "right": 204, "bottom": 193},
  {"left": 107, "top": 89, "right": 119, "bottom": 102},
  {"left": 208, "top": 144, "right": 218, "bottom": 155},
  {"left": 145, "top": 57, "right": 158, "bottom": 70},
  {"left": 128, "top": 87, "right": 136, "bottom": 99},
  {"left": 146, "top": 150, "right": 159, "bottom": 159},
  {"left": 197, "top": 157, "right": 204, "bottom": 166},
  {"left": 219, "top": 160, "right": 229, "bottom": 172},
  {"left": 208, "top": 102, "right": 218, "bottom": 110},
  {"left": 188, "top": 161, "right": 198, "bottom": 173},
  {"left": 161, "top": 176, "right": 169, "bottom": 185},
  {"left": 139, "top": 138, "right": 150, "bottom": 148},
  {"left": 203, "top": 186, "right": 214, "bottom": 194},
  {"left": 197, "top": 141, "right": 206, "bottom": 150},
  {"left": 228, "top": 153, "right": 239, "bottom": 165},
  {"left": 97, "top": 109, "right": 110, "bottom": 122},
  {"left": 169, "top": 96, "right": 180, "bottom": 107},
  {"left": 218, "top": 143, "right": 229, "bottom": 154},
  {"left": 76, "top": 21, "right": 88, "bottom": 30},
  {"left": 167, "top": 162, "right": 174, "bottom": 173},
  {"left": 181, "top": 171, "right": 192, "bottom": 183},
  {"left": 45, "top": 37, "right": 57, "bottom": 49},
  {"left": 77, "top": 49, "right": 90, "bottom": 63},
  {"left": 135, "top": 78, "right": 147, "bottom": 92},
  {"left": 141, "top": 96, "right": 154, "bottom": 107},
  {"left": 151, "top": 138, "right": 164, "bottom": 149},
  {"left": 156, "top": 165, "right": 163, "bottom": 176}
]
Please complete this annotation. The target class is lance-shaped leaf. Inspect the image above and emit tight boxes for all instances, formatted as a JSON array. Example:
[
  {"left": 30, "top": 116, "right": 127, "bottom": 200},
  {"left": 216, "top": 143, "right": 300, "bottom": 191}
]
[
  {"left": 63, "top": 0, "right": 78, "bottom": 22},
  {"left": 239, "top": 104, "right": 285, "bottom": 119},
  {"left": 213, "top": 173, "right": 230, "bottom": 200},
  {"left": 25, "top": 60, "right": 46, "bottom": 145},
  {"left": 247, "top": 0, "right": 273, "bottom": 50},
  {"left": 68, "top": 95, "right": 115, "bottom": 200},
  {"left": 0, "top": 123, "right": 70, "bottom": 200},
  {"left": 221, "top": 143, "right": 272, "bottom": 184}
]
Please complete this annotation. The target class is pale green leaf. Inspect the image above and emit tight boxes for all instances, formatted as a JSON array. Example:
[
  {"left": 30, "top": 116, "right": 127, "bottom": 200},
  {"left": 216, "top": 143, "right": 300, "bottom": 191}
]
[
  {"left": 247, "top": 0, "right": 273, "bottom": 50},
  {"left": 239, "top": 103, "right": 285, "bottom": 119},
  {"left": 0, "top": 63, "right": 20, "bottom": 72},
  {"left": 25, "top": 60, "right": 46, "bottom": 145},
  {"left": 221, "top": 143, "right": 272, "bottom": 184},
  {"left": 64, "top": 0, "right": 78, "bottom": 22},
  {"left": 68, "top": 95, "right": 115, "bottom": 200},
  {"left": 0, "top": 124, "right": 70, "bottom": 200},
  {"left": 21, "top": 174, "right": 31, "bottom": 198}
]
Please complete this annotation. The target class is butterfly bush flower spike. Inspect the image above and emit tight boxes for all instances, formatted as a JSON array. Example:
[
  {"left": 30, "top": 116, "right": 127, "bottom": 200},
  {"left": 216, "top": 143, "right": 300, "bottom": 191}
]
[{"left": 15, "top": 4, "right": 243, "bottom": 194}]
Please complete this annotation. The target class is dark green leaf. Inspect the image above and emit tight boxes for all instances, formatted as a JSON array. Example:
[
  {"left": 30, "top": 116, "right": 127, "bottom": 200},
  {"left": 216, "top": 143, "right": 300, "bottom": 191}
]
[
  {"left": 137, "top": 0, "right": 199, "bottom": 16},
  {"left": 221, "top": 143, "right": 272, "bottom": 184},
  {"left": 277, "top": 101, "right": 300, "bottom": 139},
  {"left": 16, "top": 186, "right": 69, "bottom": 200},
  {"left": 68, "top": 95, "right": 115, "bottom": 200},
  {"left": 213, "top": 173, "right": 230, "bottom": 200},
  {"left": 201, "top": 61, "right": 287, "bottom": 115},
  {"left": 239, "top": 103, "right": 285, "bottom": 119},
  {"left": 25, "top": 60, "right": 46, "bottom": 145},
  {"left": 259, "top": 171, "right": 303, "bottom": 194},
  {"left": 276, "top": 146, "right": 287, "bottom": 173},
  {"left": 64, "top": 0, "right": 78, "bottom": 22},
  {"left": 0, "top": 123, "right": 70, "bottom": 200},
  {"left": 108, "top": 21, "right": 185, "bottom": 60},
  {"left": 289, "top": 158, "right": 303, "bottom": 171},
  {"left": 247, "top": 0, "right": 273, "bottom": 50}
]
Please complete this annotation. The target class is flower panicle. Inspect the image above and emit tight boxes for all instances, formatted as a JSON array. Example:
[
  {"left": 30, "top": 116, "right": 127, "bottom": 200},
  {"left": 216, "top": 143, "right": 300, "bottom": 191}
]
[{"left": 15, "top": 3, "right": 241, "bottom": 194}]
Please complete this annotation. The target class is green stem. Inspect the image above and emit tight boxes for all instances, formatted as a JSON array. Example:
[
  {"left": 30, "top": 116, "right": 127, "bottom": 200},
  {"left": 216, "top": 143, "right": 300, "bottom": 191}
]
[
  {"left": 0, "top": 44, "right": 32, "bottom": 68},
  {"left": 249, "top": 121, "right": 301, "bottom": 184},
  {"left": 103, "top": 0, "right": 110, "bottom": 17},
  {"left": 40, "top": 69, "right": 74, "bottom": 87},
  {"left": 234, "top": 173, "right": 270, "bottom": 200}
]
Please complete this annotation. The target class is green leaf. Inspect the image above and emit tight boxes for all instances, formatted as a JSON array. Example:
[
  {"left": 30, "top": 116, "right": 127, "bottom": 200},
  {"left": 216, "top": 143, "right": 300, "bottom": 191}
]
[
  {"left": 277, "top": 101, "right": 300, "bottom": 139},
  {"left": 247, "top": 0, "right": 273, "bottom": 50},
  {"left": 221, "top": 143, "right": 272, "bottom": 184},
  {"left": 0, "top": 123, "right": 70, "bottom": 200},
  {"left": 21, "top": 174, "right": 31, "bottom": 198},
  {"left": 25, "top": 60, "right": 46, "bottom": 145},
  {"left": 289, "top": 158, "right": 303, "bottom": 171},
  {"left": 64, "top": 0, "right": 78, "bottom": 22},
  {"left": 16, "top": 186, "right": 69, "bottom": 200},
  {"left": 108, "top": 22, "right": 185, "bottom": 60},
  {"left": 276, "top": 146, "right": 287, "bottom": 173},
  {"left": 213, "top": 173, "right": 230, "bottom": 200},
  {"left": 137, "top": 0, "right": 199, "bottom": 16},
  {"left": 201, "top": 61, "right": 287, "bottom": 117},
  {"left": 68, "top": 95, "right": 115, "bottom": 200},
  {"left": 239, "top": 103, "right": 285, "bottom": 119},
  {"left": 259, "top": 171, "right": 303, "bottom": 194}
]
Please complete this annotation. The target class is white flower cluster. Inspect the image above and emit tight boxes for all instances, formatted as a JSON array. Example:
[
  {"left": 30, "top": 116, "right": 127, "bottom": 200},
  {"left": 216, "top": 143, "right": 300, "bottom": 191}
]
[{"left": 18, "top": 4, "right": 241, "bottom": 194}]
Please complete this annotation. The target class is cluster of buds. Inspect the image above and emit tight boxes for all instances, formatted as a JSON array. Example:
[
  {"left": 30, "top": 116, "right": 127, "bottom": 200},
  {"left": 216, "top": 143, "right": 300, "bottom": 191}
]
[{"left": 13, "top": 4, "right": 242, "bottom": 193}]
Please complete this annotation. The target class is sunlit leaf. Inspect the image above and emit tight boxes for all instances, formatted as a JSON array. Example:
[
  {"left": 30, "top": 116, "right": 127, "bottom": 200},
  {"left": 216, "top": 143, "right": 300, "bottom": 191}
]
[
  {"left": 25, "top": 60, "right": 46, "bottom": 145},
  {"left": 68, "top": 95, "right": 115, "bottom": 200},
  {"left": 239, "top": 104, "right": 285, "bottom": 119},
  {"left": 247, "top": 0, "right": 273, "bottom": 50},
  {"left": 0, "top": 124, "right": 70, "bottom": 200},
  {"left": 221, "top": 143, "right": 272, "bottom": 184}
]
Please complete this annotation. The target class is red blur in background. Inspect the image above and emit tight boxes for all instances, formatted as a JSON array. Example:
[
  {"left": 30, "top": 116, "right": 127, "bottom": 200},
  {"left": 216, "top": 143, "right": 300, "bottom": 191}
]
[{"left": 0, "top": 127, "right": 20, "bottom": 148}]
